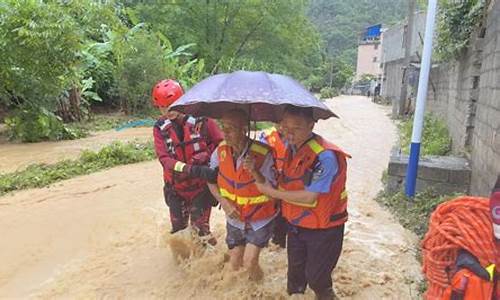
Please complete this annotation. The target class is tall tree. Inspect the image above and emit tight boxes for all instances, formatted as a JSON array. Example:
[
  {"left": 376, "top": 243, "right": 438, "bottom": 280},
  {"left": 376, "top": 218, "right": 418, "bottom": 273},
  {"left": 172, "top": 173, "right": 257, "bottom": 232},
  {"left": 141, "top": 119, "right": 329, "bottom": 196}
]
[{"left": 130, "top": 0, "right": 323, "bottom": 79}]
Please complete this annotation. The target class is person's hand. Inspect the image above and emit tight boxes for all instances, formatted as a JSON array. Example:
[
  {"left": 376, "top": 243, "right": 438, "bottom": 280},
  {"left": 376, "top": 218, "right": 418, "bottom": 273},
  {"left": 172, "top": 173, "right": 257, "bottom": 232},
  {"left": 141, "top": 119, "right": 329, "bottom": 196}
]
[
  {"left": 255, "top": 180, "right": 274, "bottom": 195},
  {"left": 221, "top": 199, "right": 240, "bottom": 219},
  {"left": 242, "top": 156, "right": 256, "bottom": 172},
  {"left": 243, "top": 156, "right": 265, "bottom": 183}
]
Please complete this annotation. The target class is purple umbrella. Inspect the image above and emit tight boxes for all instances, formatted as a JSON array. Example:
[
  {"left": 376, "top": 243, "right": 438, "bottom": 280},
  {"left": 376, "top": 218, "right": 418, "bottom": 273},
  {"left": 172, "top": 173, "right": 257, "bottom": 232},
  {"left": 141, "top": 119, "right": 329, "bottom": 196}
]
[{"left": 170, "top": 71, "right": 337, "bottom": 122}]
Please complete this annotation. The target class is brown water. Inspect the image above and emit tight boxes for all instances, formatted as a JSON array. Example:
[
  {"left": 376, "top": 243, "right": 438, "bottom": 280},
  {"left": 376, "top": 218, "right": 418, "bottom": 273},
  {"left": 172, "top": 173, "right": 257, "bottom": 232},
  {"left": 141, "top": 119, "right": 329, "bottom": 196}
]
[
  {"left": 0, "top": 96, "right": 422, "bottom": 299},
  {"left": 0, "top": 127, "right": 151, "bottom": 174}
]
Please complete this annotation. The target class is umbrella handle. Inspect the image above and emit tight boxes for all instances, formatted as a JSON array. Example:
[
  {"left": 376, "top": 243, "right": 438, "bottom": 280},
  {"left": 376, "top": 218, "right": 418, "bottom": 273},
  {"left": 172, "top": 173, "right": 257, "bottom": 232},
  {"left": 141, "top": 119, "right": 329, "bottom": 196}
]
[{"left": 243, "top": 120, "right": 258, "bottom": 157}]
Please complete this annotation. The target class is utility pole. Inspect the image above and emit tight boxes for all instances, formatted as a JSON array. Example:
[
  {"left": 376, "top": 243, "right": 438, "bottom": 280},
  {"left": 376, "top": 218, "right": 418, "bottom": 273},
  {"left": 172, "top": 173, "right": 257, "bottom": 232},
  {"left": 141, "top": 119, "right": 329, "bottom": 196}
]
[
  {"left": 398, "top": 0, "right": 416, "bottom": 117},
  {"left": 405, "top": 0, "right": 438, "bottom": 197}
]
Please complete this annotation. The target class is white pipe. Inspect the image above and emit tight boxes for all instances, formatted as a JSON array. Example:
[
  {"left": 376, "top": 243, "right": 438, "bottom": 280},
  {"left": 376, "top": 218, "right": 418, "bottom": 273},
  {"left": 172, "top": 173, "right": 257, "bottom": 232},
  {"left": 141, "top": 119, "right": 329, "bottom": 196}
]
[{"left": 411, "top": 0, "right": 437, "bottom": 143}]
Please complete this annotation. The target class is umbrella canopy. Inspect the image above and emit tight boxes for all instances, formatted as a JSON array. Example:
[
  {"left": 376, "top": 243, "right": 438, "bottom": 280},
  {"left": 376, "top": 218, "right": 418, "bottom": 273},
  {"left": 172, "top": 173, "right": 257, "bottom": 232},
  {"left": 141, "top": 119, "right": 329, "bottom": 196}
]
[{"left": 170, "top": 71, "right": 337, "bottom": 122}]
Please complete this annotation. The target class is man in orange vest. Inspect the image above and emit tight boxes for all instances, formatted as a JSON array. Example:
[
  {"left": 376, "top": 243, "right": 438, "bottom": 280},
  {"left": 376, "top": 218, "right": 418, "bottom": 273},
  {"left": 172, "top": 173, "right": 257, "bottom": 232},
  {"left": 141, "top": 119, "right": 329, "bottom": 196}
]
[
  {"left": 208, "top": 109, "right": 277, "bottom": 281},
  {"left": 254, "top": 105, "right": 350, "bottom": 299},
  {"left": 152, "top": 79, "right": 223, "bottom": 244}
]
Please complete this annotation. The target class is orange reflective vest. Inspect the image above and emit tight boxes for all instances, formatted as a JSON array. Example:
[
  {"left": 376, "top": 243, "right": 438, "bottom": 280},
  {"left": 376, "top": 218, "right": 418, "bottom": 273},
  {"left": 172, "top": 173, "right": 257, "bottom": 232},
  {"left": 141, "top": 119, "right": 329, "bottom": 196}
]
[
  {"left": 217, "top": 141, "right": 276, "bottom": 222},
  {"left": 262, "top": 127, "right": 286, "bottom": 172},
  {"left": 442, "top": 251, "right": 499, "bottom": 300},
  {"left": 280, "top": 135, "right": 350, "bottom": 229},
  {"left": 442, "top": 267, "right": 499, "bottom": 300}
]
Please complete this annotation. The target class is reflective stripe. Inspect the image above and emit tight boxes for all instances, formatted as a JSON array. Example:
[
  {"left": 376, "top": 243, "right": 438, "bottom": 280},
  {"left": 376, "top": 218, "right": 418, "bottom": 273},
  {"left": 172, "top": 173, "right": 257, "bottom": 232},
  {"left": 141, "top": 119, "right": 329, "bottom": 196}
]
[
  {"left": 307, "top": 139, "right": 324, "bottom": 154},
  {"left": 486, "top": 264, "right": 496, "bottom": 281},
  {"left": 219, "top": 188, "right": 236, "bottom": 201},
  {"left": 160, "top": 119, "right": 171, "bottom": 130},
  {"left": 250, "top": 143, "right": 269, "bottom": 156},
  {"left": 341, "top": 190, "right": 348, "bottom": 200},
  {"left": 219, "top": 188, "right": 270, "bottom": 205},
  {"left": 294, "top": 200, "right": 318, "bottom": 208},
  {"left": 174, "top": 161, "right": 186, "bottom": 172}
]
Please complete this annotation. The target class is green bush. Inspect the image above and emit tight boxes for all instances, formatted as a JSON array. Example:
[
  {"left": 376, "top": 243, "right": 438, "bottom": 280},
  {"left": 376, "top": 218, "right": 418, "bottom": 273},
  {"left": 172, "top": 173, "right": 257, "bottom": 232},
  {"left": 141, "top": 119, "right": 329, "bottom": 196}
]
[
  {"left": 319, "top": 87, "right": 339, "bottom": 99},
  {"left": 112, "top": 25, "right": 166, "bottom": 114},
  {"left": 112, "top": 24, "right": 206, "bottom": 115},
  {"left": 80, "top": 141, "right": 155, "bottom": 166},
  {"left": 0, "top": 141, "right": 155, "bottom": 196},
  {"left": 399, "top": 114, "right": 452, "bottom": 156},
  {"left": 436, "top": 0, "right": 484, "bottom": 61},
  {"left": 303, "top": 75, "right": 324, "bottom": 92},
  {"left": 4, "top": 107, "right": 85, "bottom": 142}
]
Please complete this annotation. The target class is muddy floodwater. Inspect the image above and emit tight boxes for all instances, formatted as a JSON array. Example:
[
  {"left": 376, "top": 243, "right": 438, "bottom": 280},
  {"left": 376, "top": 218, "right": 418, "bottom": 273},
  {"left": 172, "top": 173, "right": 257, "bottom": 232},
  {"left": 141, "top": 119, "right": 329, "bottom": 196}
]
[{"left": 0, "top": 96, "right": 422, "bottom": 299}]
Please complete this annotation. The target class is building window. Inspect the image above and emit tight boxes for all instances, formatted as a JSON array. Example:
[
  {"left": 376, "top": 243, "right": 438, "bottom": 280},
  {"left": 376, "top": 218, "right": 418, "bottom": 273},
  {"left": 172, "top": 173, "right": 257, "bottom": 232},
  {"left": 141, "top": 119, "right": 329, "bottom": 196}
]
[{"left": 373, "top": 56, "right": 378, "bottom": 62}]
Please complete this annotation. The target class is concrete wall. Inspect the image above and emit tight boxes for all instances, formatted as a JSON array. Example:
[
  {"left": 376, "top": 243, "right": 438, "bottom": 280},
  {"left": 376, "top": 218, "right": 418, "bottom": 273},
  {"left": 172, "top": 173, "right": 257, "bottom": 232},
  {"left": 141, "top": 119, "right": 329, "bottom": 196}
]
[
  {"left": 470, "top": 0, "right": 500, "bottom": 195},
  {"left": 426, "top": 48, "right": 477, "bottom": 156},
  {"left": 381, "top": 59, "right": 404, "bottom": 102},
  {"left": 387, "top": 149, "right": 471, "bottom": 195},
  {"left": 355, "top": 42, "right": 382, "bottom": 80},
  {"left": 381, "top": 12, "right": 426, "bottom": 103},
  {"left": 425, "top": 0, "right": 500, "bottom": 196},
  {"left": 382, "top": 12, "right": 425, "bottom": 63}
]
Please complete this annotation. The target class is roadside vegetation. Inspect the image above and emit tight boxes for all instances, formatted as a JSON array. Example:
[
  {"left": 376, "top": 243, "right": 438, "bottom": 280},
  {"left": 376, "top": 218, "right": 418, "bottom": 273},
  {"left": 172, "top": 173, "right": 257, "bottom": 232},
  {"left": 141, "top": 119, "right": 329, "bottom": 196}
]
[
  {"left": 376, "top": 189, "right": 459, "bottom": 238},
  {"left": 399, "top": 114, "right": 452, "bottom": 156},
  {"left": 0, "top": 141, "right": 155, "bottom": 196}
]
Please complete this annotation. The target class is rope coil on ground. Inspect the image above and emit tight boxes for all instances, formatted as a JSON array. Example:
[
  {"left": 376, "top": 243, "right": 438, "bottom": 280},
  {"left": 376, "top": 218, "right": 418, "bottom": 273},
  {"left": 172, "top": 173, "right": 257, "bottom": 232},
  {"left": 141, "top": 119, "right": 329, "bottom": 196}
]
[{"left": 422, "top": 196, "right": 499, "bottom": 299}]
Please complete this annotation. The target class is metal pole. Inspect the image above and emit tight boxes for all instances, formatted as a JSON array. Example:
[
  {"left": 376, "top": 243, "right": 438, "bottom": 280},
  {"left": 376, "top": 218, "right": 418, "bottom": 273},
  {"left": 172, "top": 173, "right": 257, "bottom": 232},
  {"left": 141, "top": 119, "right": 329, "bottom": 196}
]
[{"left": 405, "top": 0, "right": 438, "bottom": 197}]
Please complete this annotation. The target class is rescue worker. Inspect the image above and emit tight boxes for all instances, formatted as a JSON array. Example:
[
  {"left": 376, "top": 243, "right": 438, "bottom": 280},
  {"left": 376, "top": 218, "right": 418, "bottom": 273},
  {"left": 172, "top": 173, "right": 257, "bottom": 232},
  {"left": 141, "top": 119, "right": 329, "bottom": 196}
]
[
  {"left": 208, "top": 108, "right": 277, "bottom": 281},
  {"left": 152, "top": 79, "right": 223, "bottom": 243},
  {"left": 253, "top": 105, "right": 350, "bottom": 299},
  {"left": 441, "top": 250, "right": 499, "bottom": 300},
  {"left": 441, "top": 176, "right": 500, "bottom": 300},
  {"left": 259, "top": 126, "right": 288, "bottom": 248}
]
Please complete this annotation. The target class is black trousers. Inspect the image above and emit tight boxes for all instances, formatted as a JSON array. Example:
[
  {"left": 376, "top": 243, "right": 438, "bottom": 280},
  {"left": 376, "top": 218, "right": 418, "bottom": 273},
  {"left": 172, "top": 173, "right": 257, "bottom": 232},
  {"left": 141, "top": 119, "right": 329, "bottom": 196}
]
[
  {"left": 287, "top": 223, "right": 345, "bottom": 299},
  {"left": 271, "top": 212, "right": 288, "bottom": 248}
]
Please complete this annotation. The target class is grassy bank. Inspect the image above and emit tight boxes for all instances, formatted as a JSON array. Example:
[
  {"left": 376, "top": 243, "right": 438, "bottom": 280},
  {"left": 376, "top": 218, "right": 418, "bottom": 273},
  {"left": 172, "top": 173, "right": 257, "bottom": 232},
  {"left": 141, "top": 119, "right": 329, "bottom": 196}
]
[
  {"left": 376, "top": 189, "right": 459, "bottom": 238},
  {"left": 0, "top": 141, "right": 155, "bottom": 196}
]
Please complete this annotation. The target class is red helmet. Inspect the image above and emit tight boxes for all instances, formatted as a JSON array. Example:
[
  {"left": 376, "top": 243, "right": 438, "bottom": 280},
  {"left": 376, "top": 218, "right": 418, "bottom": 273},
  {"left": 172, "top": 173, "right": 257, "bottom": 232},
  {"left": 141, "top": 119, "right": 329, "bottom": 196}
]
[{"left": 152, "top": 79, "right": 184, "bottom": 107}]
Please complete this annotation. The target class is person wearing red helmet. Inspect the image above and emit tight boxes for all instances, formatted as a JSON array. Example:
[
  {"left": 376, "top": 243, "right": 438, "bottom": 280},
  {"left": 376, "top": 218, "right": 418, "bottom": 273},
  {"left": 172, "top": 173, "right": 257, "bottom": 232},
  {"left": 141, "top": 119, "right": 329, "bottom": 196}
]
[{"left": 152, "top": 79, "right": 223, "bottom": 243}]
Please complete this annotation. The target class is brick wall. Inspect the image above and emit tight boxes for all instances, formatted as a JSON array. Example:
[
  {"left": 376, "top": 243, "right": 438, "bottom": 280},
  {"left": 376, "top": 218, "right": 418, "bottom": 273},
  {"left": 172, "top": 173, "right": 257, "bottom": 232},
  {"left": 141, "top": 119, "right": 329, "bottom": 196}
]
[
  {"left": 470, "top": 0, "right": 500, "bottom": 195},
  {"left": 425, "top": 0, "right": 500, "bottom": 195},
  {"left": 426, "top": 39, "right": 480, "bottom": 155}
]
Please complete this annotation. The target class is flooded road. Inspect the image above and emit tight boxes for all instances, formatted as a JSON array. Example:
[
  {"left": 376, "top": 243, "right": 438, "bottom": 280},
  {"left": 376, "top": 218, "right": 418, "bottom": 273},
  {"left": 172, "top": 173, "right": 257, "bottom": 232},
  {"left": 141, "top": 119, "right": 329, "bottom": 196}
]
[{"left": 0, "top": 96, "right": 422, "bottom": 299}]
